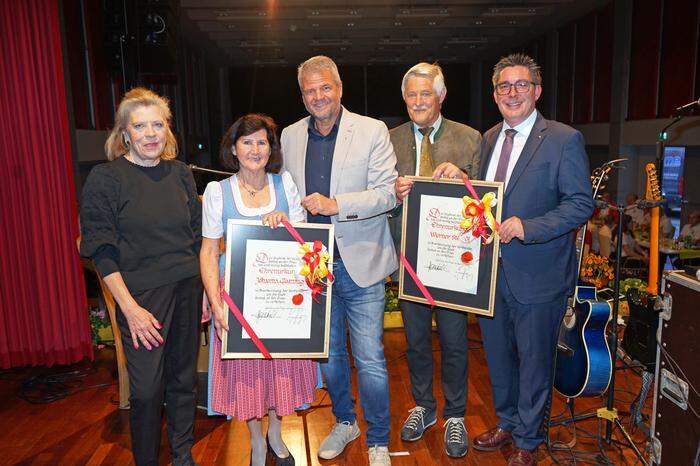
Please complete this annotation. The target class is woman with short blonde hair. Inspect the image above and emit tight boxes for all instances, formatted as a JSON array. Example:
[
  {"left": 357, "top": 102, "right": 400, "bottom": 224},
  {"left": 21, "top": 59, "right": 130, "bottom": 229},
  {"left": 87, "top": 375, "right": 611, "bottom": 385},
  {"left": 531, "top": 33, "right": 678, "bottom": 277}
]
[
  {"left": 104, "top": 87, "right": 178, "bottom": 161},
  {"left": 80, "top": 87, "right": 202, "bottom": 466}
]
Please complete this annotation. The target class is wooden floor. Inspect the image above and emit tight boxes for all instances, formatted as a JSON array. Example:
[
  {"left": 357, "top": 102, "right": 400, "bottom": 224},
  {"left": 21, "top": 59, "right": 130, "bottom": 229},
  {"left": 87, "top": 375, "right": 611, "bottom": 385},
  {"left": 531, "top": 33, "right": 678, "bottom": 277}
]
[{"left": 0, "top": 325, "right": 651, "bottom": 465}]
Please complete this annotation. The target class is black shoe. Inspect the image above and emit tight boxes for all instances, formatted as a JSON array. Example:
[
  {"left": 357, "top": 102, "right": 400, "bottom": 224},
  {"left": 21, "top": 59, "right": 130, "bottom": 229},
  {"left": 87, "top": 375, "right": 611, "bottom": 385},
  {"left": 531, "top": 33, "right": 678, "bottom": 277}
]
[
  {"left": 444, "top": 417, "right": 469, "bottom": 458},
  {"left": 266, "top": 435, "right": 295, "bottom": 465}
]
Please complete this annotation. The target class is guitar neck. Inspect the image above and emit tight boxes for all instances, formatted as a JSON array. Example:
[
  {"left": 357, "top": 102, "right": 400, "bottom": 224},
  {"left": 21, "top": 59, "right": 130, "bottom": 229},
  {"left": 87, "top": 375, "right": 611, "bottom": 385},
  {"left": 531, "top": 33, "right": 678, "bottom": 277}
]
[
  {"left": 644, "top": 162, "right": 662, "bottom": 296},
  {"left": 575, "top": 222, "right": 588, "bottom": 278},
  {"left": 646, "top": 207, "right": 660, "bottom": 295}
]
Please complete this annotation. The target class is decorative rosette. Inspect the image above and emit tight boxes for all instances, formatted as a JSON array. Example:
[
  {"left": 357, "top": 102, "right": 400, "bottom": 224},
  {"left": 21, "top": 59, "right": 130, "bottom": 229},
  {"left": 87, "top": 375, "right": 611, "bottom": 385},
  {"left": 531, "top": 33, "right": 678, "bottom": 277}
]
[
  {"left": 460, "top": 192, "right": 499, "bottom": 244},
  {"left": 298, "top": 240, "right": 334, "bottom": 302}
]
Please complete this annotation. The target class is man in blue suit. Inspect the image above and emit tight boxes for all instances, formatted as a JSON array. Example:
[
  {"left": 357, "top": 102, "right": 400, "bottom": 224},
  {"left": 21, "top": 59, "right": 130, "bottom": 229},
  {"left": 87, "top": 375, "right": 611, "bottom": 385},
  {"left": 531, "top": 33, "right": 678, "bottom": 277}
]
[{"left": 473, "top": 54, "right": 593, "bottom": 466}]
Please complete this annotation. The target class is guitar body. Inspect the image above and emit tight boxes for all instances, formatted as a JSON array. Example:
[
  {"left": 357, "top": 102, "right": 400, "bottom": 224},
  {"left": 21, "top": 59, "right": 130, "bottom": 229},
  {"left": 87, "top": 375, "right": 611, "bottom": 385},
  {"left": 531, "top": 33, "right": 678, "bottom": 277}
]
[{"left": 554, "top": 286, "right": 613, "bottom": 398}]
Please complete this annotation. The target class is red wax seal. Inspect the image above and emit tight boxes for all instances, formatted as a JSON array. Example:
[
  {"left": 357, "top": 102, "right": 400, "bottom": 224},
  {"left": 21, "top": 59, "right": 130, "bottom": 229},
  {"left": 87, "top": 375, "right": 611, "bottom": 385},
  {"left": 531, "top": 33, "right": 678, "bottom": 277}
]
[
  {"left": 461, "top": 251, "right": 473, "bottom": 264},
  {"left": 292, "top": 294, "right": 304, "bottom": 305}
]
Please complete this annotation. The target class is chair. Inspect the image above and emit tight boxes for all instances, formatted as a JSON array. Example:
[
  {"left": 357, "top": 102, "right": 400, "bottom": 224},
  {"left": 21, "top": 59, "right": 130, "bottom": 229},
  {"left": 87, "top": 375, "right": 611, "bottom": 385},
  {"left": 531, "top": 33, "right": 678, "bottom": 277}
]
[
  {"left": 77, "top": 236, "right": 130, "bottom": 409},
  {"left": 95, "top": 270, "right": 131, "bottom": 409}
]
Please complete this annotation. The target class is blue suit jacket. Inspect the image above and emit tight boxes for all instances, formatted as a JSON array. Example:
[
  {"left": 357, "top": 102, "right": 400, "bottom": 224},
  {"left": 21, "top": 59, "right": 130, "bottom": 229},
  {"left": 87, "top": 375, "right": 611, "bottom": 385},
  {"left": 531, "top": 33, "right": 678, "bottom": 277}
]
[{"left": 480, "top": 113, "right": 593, "bottom": 305}]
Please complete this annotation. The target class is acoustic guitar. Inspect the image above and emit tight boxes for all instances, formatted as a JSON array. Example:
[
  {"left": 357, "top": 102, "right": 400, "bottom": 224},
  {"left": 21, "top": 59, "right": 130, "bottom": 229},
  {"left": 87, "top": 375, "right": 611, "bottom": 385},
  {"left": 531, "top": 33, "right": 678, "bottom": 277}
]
[{"left": 553, "top": 161, "right": 616, "bottom": 398}]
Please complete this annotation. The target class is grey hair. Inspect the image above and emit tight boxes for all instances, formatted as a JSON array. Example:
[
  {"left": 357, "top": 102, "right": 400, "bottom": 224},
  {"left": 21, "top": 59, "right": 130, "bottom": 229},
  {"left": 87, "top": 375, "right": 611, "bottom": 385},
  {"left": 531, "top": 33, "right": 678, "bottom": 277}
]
[
  {"left": 401, "top": 62, "right": 446, "bottom": 96},
  {"left": 297, "top": 55, "right": 342, "bottom": 87},
  {"left": 491, "top": 53, "right": 542, "bottom": 87}
]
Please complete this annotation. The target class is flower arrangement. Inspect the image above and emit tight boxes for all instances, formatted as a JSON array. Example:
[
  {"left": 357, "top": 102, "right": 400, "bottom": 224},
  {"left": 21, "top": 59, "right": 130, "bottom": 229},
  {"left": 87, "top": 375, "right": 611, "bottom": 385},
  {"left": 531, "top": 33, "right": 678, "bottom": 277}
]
[
  {"left": 580, "top": 253, "right": 614, "bottom": 289},
  {"left": 88, "top": 307, "right": 112, "bottom": 347},
  {"left": 385, "top": 283, "right": 400, "bottom": 313}
]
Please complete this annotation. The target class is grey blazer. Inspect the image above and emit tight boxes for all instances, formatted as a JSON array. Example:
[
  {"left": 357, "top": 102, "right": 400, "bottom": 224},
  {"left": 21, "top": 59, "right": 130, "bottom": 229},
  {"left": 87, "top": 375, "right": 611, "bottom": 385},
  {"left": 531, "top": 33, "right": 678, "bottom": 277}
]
[
  {"left": 280, "top": 107, "right": 399, "bottom": 287},
  {"left": 389, "top": 117, "right": 482, "bottom": 178}
]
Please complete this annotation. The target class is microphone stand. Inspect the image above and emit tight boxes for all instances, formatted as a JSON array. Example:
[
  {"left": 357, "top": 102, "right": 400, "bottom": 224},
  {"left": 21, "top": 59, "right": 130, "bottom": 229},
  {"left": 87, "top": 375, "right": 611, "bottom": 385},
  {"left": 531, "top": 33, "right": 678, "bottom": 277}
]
[
  {"left": 655, "top": 116, "right": 680, "bottom": 199},
  {"left": 656, "top": 100, "right": 695, "bottom": 212},
  {"left": 599, "top": 203, "right": 647, "bottom": 465},
  {"left": 188, "top": 164, "right": 233, "bottom": 176}
]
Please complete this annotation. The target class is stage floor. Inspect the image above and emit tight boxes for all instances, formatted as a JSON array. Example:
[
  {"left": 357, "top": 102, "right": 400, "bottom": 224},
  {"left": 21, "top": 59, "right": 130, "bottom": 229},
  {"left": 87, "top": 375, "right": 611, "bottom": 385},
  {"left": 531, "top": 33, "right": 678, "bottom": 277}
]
[{"left": 0, "top": 325, "right": 650, "bottom": 465}]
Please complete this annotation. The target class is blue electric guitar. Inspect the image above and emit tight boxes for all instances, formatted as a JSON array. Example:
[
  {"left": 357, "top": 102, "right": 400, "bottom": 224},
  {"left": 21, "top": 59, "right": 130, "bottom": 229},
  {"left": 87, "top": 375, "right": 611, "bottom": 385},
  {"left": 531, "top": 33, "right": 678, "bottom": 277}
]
[{"left": 553, "top": 161, "right": 618, "bottom": 398}]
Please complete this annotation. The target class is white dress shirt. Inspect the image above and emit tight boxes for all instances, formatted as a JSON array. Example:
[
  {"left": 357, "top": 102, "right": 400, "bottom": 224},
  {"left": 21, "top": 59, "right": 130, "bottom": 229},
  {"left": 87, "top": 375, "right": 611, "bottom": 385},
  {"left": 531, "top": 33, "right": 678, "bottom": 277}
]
[
  {"left": 412, "top": 114, "right": 443, "bottom": 176},
  {"left": 485, "top": 110, "right": 538, "bottom": 188}
]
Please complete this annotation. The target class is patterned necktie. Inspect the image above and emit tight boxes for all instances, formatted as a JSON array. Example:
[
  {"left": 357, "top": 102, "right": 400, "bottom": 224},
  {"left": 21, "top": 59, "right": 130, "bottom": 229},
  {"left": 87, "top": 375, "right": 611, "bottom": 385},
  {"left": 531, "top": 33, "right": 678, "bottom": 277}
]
[
  {"left": 418, "top": 126, "right": 435, "bottom": 177},
  {"left": 494, "top": 129, "right": 517, "bottom": 182}
]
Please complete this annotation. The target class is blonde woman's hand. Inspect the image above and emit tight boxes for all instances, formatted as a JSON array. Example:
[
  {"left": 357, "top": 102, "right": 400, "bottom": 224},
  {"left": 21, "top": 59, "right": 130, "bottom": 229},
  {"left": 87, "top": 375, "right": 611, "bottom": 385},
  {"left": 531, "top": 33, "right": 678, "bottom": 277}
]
[
  {"left": 122, "top": 304, "right": 163, "bottom": 350},
  {"left": 262, "top": 211, "right": 289, "bottom": 229}
]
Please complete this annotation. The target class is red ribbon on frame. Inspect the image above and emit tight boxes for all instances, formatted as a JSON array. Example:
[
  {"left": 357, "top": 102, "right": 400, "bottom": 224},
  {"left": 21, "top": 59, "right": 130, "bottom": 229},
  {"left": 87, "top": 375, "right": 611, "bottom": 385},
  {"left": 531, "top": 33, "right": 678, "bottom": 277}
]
[
  {"left": 282, "top": 220, "right": 334, "bottom": 302},
  {"left": 399, "top": 254, "right": 436, "bottom": 307},
  {"left": 460, "top": 175, "right": 500, "bottom": 245},
  {"left": 220, "top": 290, "right": 272, "bottom": 359},
  {"left": 399, "top": 175, "right": 492, "bottom": 307}
]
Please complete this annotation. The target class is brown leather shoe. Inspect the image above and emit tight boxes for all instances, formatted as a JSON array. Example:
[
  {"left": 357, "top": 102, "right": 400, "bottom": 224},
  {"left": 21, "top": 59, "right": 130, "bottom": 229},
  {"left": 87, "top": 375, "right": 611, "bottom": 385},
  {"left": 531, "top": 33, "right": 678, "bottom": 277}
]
[
  {"left": 508, "top": 448, "right": 536, "bottom": 466},
  {"left": 472, "top": 426, "right": 513, "bottom": 451}
]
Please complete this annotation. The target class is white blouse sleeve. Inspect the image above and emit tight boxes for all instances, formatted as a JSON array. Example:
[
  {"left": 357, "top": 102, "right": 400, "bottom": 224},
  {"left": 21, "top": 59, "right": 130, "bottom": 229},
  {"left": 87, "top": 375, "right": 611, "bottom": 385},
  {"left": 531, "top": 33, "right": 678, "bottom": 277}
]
[
  {"left": 281, "top": 170, "right": 306, "bottom": 223},
  {"left": 202, "top": 181, "right": 224, "bottom": 238}
]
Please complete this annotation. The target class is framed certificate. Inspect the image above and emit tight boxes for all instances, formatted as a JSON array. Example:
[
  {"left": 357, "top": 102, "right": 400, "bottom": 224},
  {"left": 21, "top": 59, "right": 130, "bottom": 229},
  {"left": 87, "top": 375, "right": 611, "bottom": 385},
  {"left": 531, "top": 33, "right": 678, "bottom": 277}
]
[
  {"left": 399, "top": 177, "right": 503, "bottom": 316},
  {"left": 222, "top": 219, "right": 334, "bottom": 358}
]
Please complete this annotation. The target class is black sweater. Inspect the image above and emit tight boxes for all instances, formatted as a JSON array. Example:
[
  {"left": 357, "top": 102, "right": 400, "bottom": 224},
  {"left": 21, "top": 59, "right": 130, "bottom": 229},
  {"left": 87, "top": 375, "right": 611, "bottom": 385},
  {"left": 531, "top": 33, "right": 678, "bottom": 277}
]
[{"left": 80, "top": 157, "right": 202, "bottom": 293}]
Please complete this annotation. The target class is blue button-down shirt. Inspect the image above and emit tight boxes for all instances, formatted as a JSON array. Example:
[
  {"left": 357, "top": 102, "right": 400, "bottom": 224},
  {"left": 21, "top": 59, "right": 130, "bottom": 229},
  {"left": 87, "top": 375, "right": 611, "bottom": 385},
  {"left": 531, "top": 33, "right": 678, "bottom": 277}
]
[
  {"left": 305, "top": 109, "right": 342, "bottom": 258},
  {"left": 305, "top": 109, "right": 342, "bottom": 225}
]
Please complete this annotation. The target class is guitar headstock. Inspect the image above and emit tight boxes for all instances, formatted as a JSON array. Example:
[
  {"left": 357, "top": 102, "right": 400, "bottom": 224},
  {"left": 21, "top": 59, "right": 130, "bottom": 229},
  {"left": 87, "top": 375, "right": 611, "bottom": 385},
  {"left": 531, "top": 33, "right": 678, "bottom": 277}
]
[
  {"left": 590, "top": 164, "right": 613, "bottom": 199},
  {"left": 645, "top": 163, "right": 661, "bottom": 202}
]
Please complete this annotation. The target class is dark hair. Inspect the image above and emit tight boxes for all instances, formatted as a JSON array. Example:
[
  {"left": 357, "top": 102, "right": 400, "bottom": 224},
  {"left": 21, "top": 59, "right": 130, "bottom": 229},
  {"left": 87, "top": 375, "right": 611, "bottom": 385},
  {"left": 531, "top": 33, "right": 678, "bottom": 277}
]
[
  {"left": 220, "top": 113, "right": 282, "bottom": 173},
  {"left": 492, "top": 53, "right": 542, "bottom": 87}
]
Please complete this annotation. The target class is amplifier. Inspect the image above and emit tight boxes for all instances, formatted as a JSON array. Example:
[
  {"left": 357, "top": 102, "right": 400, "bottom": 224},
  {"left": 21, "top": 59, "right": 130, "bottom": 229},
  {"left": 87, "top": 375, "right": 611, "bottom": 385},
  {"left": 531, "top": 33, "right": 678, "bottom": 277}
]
[{"left": 650, "top": 271, "right": 700, "bottom": 466}]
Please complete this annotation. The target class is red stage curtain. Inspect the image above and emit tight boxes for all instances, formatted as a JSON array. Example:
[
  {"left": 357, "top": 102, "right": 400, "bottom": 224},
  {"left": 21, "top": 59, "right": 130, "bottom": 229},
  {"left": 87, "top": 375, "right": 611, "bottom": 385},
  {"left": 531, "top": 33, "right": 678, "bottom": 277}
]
[{"left": 0, "top": 0, "right": 93, "bottom": 367}]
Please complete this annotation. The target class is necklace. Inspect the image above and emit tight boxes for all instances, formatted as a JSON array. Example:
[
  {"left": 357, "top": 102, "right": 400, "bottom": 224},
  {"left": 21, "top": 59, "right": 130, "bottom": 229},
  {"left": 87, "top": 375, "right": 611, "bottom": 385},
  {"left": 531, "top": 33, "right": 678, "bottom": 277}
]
[{"left": 238, "top": 176, "right": 266, "bottom": 198}]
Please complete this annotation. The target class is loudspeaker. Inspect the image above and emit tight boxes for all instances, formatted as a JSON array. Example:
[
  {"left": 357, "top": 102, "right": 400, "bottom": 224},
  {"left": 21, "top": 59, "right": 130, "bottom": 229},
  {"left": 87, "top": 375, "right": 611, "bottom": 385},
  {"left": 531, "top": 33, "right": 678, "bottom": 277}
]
[{"left": 621, "top": 288, "right": 659, "bottom": 371}]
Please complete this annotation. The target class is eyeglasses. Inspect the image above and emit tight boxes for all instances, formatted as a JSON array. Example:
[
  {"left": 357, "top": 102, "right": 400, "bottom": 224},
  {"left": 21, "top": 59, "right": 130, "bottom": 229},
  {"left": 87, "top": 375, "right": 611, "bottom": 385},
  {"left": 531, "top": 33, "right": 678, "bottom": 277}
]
[{"left": 495, "top": 80, "right": 537, "bottom": 95}]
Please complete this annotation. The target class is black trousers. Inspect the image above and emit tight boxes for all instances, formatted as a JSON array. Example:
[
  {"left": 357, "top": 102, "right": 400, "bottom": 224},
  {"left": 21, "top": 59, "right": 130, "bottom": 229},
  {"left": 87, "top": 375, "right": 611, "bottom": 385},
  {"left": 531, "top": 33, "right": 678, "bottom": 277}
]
[
  {"left": 401, "top": 299, "right": 469, "bottom": 419},
  {"left": 116, "top": 275, "right": 203, "bottom": 466}
]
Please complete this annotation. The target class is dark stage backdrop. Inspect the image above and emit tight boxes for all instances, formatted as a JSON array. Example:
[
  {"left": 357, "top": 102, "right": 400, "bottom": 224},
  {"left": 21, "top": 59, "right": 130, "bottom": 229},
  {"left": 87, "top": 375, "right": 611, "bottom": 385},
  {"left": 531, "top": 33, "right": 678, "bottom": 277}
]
[
  {"left": 227, "top": 63, "right": 472, "bottom": 134},
  {"left": 0, "top": 0, "right": 93, "bottom": 368}
]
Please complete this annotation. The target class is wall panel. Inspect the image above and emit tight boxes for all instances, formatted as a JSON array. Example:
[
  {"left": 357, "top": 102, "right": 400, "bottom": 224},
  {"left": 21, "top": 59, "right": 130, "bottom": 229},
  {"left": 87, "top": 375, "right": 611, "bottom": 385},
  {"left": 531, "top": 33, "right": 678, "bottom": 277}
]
[
  {"left": 593, "top": 2, "right": 614, "bottom": 122},
  {"left": 557, "top": 23, "right": 576, "bottom": 123},
  {"left": 627, "top": 0, "right": 662, "bottom": 119},
  {"left": 573, "top": 12, "right": 596, "bottom": 123},
  {"left": 658, "top": 0, "right": 699, "bottom": 117}
]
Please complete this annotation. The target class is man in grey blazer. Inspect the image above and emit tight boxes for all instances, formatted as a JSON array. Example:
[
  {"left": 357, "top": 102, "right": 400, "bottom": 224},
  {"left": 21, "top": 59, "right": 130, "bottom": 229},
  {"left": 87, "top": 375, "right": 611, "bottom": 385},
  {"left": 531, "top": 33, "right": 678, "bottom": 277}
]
[
  {"left": 389, "top": 62, "right": 481, "bottom": 458},
  {"left": 280, "top": 55, "right": 398, "bottom": 466},
  {"left": 473, "top": 54, "right": 592, "bottom": 466}
]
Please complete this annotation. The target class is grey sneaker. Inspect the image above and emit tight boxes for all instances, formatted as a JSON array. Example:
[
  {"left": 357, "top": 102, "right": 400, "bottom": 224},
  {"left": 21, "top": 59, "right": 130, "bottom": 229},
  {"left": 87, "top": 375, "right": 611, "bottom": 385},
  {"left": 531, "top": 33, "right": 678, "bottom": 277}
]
[
  {"left": 368, "top": 446, "right": 391, "bottom": 466},
  {"left": 317, "top": 420, "right": 361, "bottom": 459},
  {"left": 444, "top": 417, "right": 469, "bottom": 458},
  {"left": 400, "top": 406, "right": 437, "bottom": 441}
]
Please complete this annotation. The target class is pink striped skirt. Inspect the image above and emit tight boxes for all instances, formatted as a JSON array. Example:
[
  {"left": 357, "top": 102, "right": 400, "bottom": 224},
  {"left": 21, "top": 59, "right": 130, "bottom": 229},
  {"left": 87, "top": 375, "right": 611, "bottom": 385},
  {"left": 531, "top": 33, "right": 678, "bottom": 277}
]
[{"left": 207, "top": 326, "right": 319, "bottom": 420}]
